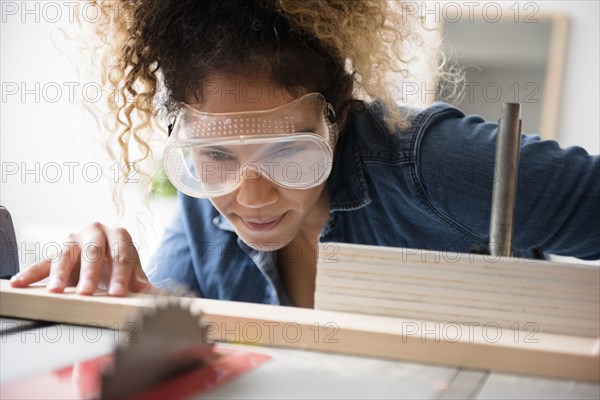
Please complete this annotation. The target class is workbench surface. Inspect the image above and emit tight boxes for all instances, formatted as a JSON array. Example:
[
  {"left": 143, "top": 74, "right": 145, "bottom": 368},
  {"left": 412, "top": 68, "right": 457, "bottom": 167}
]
[{"left": 1, "top": 317, "right": 598, "bottom": 399}]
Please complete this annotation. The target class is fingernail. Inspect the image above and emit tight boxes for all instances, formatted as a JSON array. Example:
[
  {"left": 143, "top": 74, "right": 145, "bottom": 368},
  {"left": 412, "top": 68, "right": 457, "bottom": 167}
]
[
  {"left": 78, "top": 280, "right": 94, "bottom": 294},
  {"left": 109, "top": 282, "right": 125, "bottom": 296},
  {"left": 10, "top": 273, "right": 22, "bottom": 282},
  {"left": 48, "top": 278, "right": 62, "bottom": 289}
]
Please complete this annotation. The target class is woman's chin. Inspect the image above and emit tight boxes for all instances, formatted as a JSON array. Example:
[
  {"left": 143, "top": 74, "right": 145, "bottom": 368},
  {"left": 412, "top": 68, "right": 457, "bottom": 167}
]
[
  {"left": 238, "top": 234, "right": 290, "bottom": 252},
  {"left": 233, "top": 213, "right": 295, "bottom": 251}
]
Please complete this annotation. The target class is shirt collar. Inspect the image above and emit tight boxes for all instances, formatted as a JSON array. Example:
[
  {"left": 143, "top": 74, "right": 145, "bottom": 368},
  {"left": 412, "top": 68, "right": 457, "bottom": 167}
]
[
  {"left": 212, "top": 215, "right": 235, "bottom": 231},
  {"left": 326, "top": 109, "right": 372, "bottom": 212},
  {"left": 210, "top": 214, "right": 293, "bottom": 306}
]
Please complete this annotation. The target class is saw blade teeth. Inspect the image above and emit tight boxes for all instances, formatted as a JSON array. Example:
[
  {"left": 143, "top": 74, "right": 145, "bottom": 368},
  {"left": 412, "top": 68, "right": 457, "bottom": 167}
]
[
  {"left": 100, "top": 301, "right": 214, "bottom": 399},
  {"left": 154, "top": 295, "right": 171, "bottom": 309},
  {"left": 179, "top": 296, "right": 193, "bottom": 310},
  {"left": 190, "top": 307, "right": 202, "bottom": 319}
]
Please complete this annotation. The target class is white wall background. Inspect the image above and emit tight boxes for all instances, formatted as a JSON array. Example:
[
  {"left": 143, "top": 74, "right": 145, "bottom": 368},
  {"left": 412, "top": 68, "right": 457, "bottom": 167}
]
[
  {"left": 1, "top": 1, "right": 598, "bottom": 271},
  {"left": 0, "top": 0, "right": 177, "bottom": 269},
  {"left": 435, "top": 0, "right": 599, "bottom": 153},
  {"left": 536, "top": 0, "right": 599, "bottom": 153}
]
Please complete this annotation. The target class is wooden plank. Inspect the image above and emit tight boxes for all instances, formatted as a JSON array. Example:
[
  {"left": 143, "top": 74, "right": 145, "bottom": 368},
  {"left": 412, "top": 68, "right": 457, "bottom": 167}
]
[
  {"left": 319, "top": 262, "right": 600, "bottom": 298},
  {"left": 315, "top": 291, "right": 599, "bottom": 337},
  {"left": 316, "top": 276, "right": 599, "bottom": 317},
  {"left": 320, "top": 243, "right": 600, "bottom": 281},
  {"left": 0, "top": 280, "right": 598, "bottom": 383},
  {"left": 316, "top": 296, "right": 599, "bottom": 338},
  {"left": 317, "top": 275, "right": 599, "bottom": 315},
  {"left": 315, "top": 244, "right": 600, "bottom": 338},
  {"left": 319, "top": 268, "right": 597, "bottom": 303},
  {"left": 320, "top": 259, "right": 600, "bottom": 290}
]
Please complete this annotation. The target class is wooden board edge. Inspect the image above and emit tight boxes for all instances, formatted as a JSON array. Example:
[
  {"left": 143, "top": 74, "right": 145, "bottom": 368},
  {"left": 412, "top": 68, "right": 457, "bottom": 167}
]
[{"left": 1, "top": 280, "right": 598, "bottom": 383}]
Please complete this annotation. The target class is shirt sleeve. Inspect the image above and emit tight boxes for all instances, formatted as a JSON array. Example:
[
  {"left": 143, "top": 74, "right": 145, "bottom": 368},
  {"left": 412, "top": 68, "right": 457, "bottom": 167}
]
[
  {"left": 146, "top": 206, "right": 203, "bottom": 295},
  {"left": 417, "top": 112, "right": 600, "bottom": 260}
]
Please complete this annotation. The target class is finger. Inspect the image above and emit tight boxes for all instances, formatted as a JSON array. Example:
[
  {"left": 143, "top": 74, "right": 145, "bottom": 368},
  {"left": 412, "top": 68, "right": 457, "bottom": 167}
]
[
  {"left": 47, "top": 239, "right": 81, "bottom": 293},
  {"left": 129, "top": 277, "right": 156, "bottom": 293},
  {"left": 129, "top": 268, "right": 163, "bottom": 294},
  {"left": 9, "top": 260, "right": 51, "bottom": 287},
  {"left": 77, "top": 231, "right": 108, "bottom": 296},
  {"left": 106, "top": 228, "right": 139, "bottom": 296},
  {"left": 134, "top": 283, "right": 168, "bottom": 295}
]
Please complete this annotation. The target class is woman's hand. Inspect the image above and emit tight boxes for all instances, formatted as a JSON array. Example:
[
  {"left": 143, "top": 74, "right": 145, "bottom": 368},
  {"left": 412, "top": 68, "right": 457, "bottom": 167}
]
[{"left": 9, "top": 222, "right": 157, "bottom": 296}]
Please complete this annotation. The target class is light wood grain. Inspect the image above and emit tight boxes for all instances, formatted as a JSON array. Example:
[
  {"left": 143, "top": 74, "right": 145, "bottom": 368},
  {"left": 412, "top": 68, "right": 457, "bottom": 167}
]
[
  {"left": 315, "top": 243, "right": 600, "bottom": 339},
  {"left": 319, "top": 268, "right": 598, "bottom": 303},
  {"left": 316, "top": 275, "right": 599, "bottom": 317},
  {"left": 316, "top": 294, "right": 599, "bottom": 338},
  {"left": 319, "top": 258, "right": 600, "bottom": 296},
  {"left": 318, "top": 243, "right": 599, "bottom": 281},
  {"left": 1, "top": 280, "right": 599, "bottom": 382}
]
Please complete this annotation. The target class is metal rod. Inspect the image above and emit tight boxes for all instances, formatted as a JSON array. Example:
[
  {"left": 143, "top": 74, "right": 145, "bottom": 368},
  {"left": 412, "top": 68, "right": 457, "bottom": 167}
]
[{"left": 489, "top": 103, "right": 522, "bottom": 257}]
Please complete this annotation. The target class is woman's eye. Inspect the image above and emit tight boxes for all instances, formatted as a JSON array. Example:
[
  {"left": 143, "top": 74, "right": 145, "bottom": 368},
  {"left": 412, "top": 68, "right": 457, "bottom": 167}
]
[
  {"left": 272, "top": 146, "right": 305, "bottom": 158},
  {"left": 200, "top": 151, "right": 234, "bottom": 161}
]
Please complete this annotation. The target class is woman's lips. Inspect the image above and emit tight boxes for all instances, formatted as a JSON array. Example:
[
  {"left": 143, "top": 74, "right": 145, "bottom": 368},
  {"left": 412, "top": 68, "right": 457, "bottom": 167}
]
[{"left": 240, "top": 215, "right": 284, "bottom": 232}]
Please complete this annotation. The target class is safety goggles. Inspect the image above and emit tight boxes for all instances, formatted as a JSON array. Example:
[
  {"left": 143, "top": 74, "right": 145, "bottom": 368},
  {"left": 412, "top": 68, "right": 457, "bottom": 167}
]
[{"left": 164, "top": 93, "right": 338, "bottom": 198}]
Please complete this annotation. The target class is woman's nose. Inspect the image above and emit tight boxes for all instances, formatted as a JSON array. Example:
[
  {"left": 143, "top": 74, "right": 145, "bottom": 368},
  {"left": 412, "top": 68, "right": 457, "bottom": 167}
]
[{"left": 235, "top": 167, "right": 279, "bottom": 208}]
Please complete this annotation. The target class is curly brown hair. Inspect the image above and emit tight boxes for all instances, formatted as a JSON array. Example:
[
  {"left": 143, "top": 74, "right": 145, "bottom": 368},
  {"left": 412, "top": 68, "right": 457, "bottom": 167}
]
[{"left": 86, "top": 0, "right": 450, "bottom": 203}]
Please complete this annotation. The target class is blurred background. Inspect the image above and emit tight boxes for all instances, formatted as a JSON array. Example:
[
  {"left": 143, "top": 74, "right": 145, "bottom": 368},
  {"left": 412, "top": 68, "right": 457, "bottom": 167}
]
[{"left": 1, "top": 0, "right": 598, "bottom": 270}]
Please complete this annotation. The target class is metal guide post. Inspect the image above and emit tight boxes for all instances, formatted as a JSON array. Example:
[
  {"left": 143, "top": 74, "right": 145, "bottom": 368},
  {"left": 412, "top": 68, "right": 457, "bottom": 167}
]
[{"left": 489, "top": 103, "right": 522, "bottom": 257}]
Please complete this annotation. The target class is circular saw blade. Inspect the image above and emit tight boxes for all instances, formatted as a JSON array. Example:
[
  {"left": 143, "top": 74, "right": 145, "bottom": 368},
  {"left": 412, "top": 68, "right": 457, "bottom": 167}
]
[{"left": 100, "top": 298, "right": 215, "bottom": 399}]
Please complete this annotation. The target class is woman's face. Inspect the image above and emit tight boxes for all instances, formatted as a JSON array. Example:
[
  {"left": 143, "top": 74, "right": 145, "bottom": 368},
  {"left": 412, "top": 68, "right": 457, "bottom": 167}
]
[{"left": 188, "top": 75, "right": 330, "bottom": 251}]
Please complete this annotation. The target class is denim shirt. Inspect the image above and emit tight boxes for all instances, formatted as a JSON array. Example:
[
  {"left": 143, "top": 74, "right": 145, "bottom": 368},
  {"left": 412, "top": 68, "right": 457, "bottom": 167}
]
[{"left": 148, "top": 101, "right": 600, "bottom": 305}]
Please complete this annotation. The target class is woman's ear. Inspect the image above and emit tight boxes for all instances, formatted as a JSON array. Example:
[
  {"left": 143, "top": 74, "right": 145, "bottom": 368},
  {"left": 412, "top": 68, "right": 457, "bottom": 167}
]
[{"left": 332, "top": 74, "right": 355, "bottom": 133}]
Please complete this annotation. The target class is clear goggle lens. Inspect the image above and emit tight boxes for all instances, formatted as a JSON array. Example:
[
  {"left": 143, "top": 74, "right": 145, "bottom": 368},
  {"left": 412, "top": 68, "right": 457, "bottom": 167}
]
[{"left": 164, "top": 93, "right": 337, "bottom": 198}]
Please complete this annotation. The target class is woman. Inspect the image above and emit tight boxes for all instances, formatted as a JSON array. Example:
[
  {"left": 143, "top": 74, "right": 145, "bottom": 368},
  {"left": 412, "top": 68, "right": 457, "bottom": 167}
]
[{"left": 10, "top": 0, "right": 599, "bottom": 307}]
